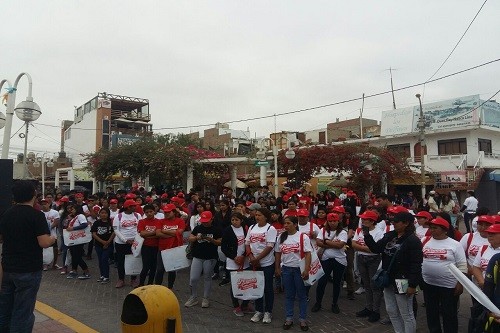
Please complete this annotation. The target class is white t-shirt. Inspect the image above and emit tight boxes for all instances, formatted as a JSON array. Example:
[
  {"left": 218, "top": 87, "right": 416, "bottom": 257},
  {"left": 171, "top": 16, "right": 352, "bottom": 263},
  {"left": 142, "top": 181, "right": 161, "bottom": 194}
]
[
  {"left": 69, "top": 214, "right": 87, "bottom": 228},
  {"left": 43, "top": 209, "right": 60, "bottom": 237},
  {"left": 422, "top": 237, "right": 467, "bottom": 288},
  {"left": 276, "top": 232, "right": 312, "bottom": 268},
  {"left": 190, "top": 214, "right": 201, "bottom": 231},
  {"left": 110, "top": 209, "right": 119, "bottom": 221},
  {"left": 415, "top": 225, "right": 430, "bottom": 240},
  {"left": 471, "top": 216, "right": 479, "bottom": 233},
  {"left": 460, "top": 232, "right": 489, "bottom": 267},
  {"left": 226, "top": 226, "right": 249, "bottom": 270},
  {"left": 154, "top": 212, "right": 165, "bottom": 220},
  {"left": 353, "top": 227, "right": 384, "bottom": 256},
  {"left": 472, "top": 245, "right": 500, "bottom": 276},
  {"left": 317, "top": 228, "right": 348, "bottom": 266},
  {"left": 377, "top": 220, "right": 394, "bottom": 234},
  {"left": 245, "top": 223, "right": 277, "bottom": 267},
  {"left": 463, "top": 196, "right": 478, "bottom": 212},
  {"left": 113, "top": 212, "right": 140, "bottom": 244},
  {"left": 299, "top": 222, "right": 320, "bottom": 250}
]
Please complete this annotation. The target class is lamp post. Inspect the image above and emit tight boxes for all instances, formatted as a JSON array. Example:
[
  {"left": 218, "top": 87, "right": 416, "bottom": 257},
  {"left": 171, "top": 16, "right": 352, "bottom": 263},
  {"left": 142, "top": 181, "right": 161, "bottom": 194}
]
[
  {"left": 16, "top": 102, "right": 42, "bottom": 179},
  {"left": 256, "top": 138, "right": 296, "bottom": 197},
  {"left": 416, "top": 94, "right": 426, "bottom": 199},
  {"left": 33, "top": 153, "right": 55, "bottom": 196},
  {"left": 1, "top": 73, "right": 41, "bottom": 160},
  {"left": 0, "top": 79, "right": 12, "bottom": 131}
]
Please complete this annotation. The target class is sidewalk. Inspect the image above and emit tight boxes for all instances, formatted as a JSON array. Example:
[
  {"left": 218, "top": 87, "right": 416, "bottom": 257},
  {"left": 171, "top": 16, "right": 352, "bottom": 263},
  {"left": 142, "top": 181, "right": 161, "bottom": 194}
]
[
  {"left": 34, "top": 309, "right": 75, "bottom": 333},
  {"left": 33, "top": 301, "right": 98, "bottom": 333}
]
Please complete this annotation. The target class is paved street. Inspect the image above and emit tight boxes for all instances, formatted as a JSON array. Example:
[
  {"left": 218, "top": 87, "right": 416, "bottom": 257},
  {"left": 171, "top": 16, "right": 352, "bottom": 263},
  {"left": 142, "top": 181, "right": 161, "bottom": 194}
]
[{"left": 36, "top": 255, "right": 472, "bottom": 333}]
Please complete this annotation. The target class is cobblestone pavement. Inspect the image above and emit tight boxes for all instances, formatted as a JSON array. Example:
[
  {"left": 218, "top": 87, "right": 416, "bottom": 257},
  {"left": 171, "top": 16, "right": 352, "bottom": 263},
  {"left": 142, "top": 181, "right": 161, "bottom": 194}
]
[{"left": 36, "top": 255, "right": 472, "bottom": 333}]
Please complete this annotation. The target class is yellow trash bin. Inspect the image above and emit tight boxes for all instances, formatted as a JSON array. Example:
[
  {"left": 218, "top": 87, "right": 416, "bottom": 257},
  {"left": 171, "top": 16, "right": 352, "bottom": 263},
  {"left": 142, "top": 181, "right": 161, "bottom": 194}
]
[{"left": 121, "top": 285, "right": 183, "bottom": 333}]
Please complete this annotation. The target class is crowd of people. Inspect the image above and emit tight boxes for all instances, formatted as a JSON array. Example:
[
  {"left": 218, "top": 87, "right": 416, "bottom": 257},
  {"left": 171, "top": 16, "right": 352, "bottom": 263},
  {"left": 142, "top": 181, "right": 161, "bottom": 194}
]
[{"left": 4, "top": 183, "right": 500, "bottom": 332}]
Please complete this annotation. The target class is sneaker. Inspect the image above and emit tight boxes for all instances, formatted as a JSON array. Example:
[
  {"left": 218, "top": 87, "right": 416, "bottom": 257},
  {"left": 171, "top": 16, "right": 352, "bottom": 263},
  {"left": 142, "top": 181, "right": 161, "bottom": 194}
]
[
  {"left": 201, "top": 298, "right": 209, "bottom": 308},
  {"left": 219, "top": 278, "right": 231, "bottom": 286},
  {"left": 354, "top": 286, "right": 366, "bottom": 294},
  {"left": 311, "top": 303, "right": 321, "bottom": 312},
  {"left": 262, "top": 312, "right": 272, "bottom": 324},
  {"left": 131, "top": 278, "right": 140, "bottom": 288},
  {"left": 60, "top": 268, "right": 68, "bottom": 275},
  {"left": 78, "top": 273, "right": 91, "bottom": 280},
  {"left": 184, "top": 296, "right": 199, "bottom": 307},
  {"left": 380, "top": 317, "right": 391, "bottom": 325},
  {"left": 211, "top": 273, "right": 219, "bottom": 280},
  {"left": 368, "top": 312, "right": 380, "bottom": 323},
  {"left": 115, "top": 280, "right": 125, "bottom": 288},
  {"left": 283, "top": 320, "right": 293, "bottom": 330},
  {"left": 250, "top": 312, "right": 263, "bottom": 323},
  {"left": 300, "top": 321, "right": 309, "bottom": 331},
  {"left": 241, "top": 304, "right": 254, "bottom": 314},
  {"left": 101, "top": 278, "right": 110, "bottom": 284},
  {"left": 53, "top": 264, "right": 63, "bottom": 270},
  {"left": 43, "top": 265, "right": 48, "bottom": 271},
  {"left": 97, "top": 276, "right": 104, "bottom": 282},
  {"left": 233, "top": 306, "right": 244, "bottom": 317},
  {"left": 356, "top": 308, "right": 373, "bottom": 317},
  {"left": 66, "top": 272, "right": 77, "bottom": 279},
  {"left": 331, "top": 304, "right": 340, "bottom": 314}
]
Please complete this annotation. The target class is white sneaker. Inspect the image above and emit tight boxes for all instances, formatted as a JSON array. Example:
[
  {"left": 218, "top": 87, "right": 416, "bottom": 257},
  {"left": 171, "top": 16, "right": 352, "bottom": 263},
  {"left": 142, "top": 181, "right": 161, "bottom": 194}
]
[
  {"left": 354, "top": 287, "right": 366, "bottom": 295},
  {"left": 250, "top": 311, "right": 263, "bottom": 323},
  {"left": 201, "top": 297, "right": 209, "bottom": 308},
  {"left": 184, "top": 296, "right": 198, "bottom": 307},
  {"left": 262, "top": 312, "right": 272, "bottom": 324}
]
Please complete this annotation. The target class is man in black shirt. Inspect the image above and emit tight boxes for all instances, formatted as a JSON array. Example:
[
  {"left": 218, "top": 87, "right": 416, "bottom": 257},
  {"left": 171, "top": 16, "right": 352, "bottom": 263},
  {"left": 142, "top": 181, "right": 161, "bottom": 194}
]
[{"left": 0, "top": 180, "right": 56, "bottom": 332}]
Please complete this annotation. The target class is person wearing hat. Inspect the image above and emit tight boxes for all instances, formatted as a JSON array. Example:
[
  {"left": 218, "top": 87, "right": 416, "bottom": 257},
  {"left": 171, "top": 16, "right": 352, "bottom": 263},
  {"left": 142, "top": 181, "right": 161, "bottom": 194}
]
[
  {"left": 460, "top": 214, "right": 493, "bottom": 279},
  {"left": 154, "top": 204, "right": 185, "bottom": 288},
  {"left": 415, "top": 211, "right": 433, "bottom": 239},
  {"left": 363, "top": 212, "right": 423, "bottom": 333},
  {"left": 108, "top": 198, "right": 120, "bottom": 220},
  {"left": 471, "top": 218, "right": 500, "bottom": 288},
  {"left": 185, "top": 210, "right": 222, "bottom": 308},
  {"left": 112, "top": 199, "right": 142, "bottom": 288},
  {"left": 352, "top": 210, "right": 385, "bottom": 322},
  {"left": 312, "top": 212, "right": 348, "bottom": 314},
  {"left": 421, "top": 216, "right": 467, "bottom": 333}
]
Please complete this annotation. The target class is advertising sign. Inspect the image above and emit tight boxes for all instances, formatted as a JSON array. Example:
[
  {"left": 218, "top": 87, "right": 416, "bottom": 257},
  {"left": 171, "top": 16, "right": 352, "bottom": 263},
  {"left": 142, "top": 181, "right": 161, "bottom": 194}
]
[
  {"left": 440, "top": 171, "right": 467, "bottom": 183},
  {"left": 481, "top": 100, "right": 500, "bottom": 128},
  {"left": 380, "top": 107, "right": 415, "bottom": 136}
]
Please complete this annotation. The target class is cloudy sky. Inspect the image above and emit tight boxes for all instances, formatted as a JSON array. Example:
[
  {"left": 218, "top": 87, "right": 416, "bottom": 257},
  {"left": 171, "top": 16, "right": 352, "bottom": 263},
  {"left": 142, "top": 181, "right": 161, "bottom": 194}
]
[{"left": 1, "top": 0, "right": 499, "bottom": 162}]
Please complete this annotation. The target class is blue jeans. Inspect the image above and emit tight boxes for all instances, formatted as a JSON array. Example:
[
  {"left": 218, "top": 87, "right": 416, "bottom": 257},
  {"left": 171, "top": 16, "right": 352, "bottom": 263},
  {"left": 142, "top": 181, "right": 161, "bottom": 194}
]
[
  {"left": 0, "top": 270, "right": 42, "bottom": 333},
  {"left": 254, "top": 264, "right": 274, "bottom": 313},
  {"left": 315, "top": 258, "right": 346, "bottom": 306},
  {"left": 95, "top": 245, "right": 112, "bottom": 279},
  {"left": 282, "top": 266, "right": 307, "bottom": 321}
]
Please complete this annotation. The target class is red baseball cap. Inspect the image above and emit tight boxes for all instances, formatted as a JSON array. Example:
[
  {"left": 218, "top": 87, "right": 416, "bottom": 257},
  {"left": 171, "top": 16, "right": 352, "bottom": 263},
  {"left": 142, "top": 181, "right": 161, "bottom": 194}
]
[
  {"left": 429, "top": 217, "right": 449, "bottom": 230},
  {"left": 327, "top": 213, "right": 339, "bottom": 221},
  {"left": 297, "top": 209, "right": 309, "bottom": 217},
  {"left": 162, "top": 204, "right": 176, "bottom": 213},
  {"left": 493, "top": 215, "right": 500, "bottom": 224},
  {"left": 60, "top": 196, "right": 69, "bottom": 203},
  {"left": 199, "top": 211, "right": 213, "bottom": 223},
  {"left": 359, "top": 211, "right": 378, "bottom": 221},
  {"left": 125, "top": 193, "right": 136, "bottom": 199},
  {"left": 331, "top": 206, "right": 345, "bottom": 214},
  {"left": 387, "top": 206, "right": 409, "bottom": 214},
  {"left": 486, "top": 224, "right": 500, "bottom": 233},
  {"left": 123, "top": 199, "right": 137, "bottom": 208},
  {"left": 177, "top": 192, "right": 184, "bottom": 198},
  {"left": 109, "top": 199, "right": 118, "bottom": 204},
  {"left": 75, "top": 193, "right": 84, "bottom": 198},
  {"left": 478, "top": 215, "right": 495, "bottom": 224},
  {"left": 145, "top": 196, "right": 153, "bottom": 203},
  {"left": 415, "top": 211, "right": 433, "bottom": 220},
  {"left": 161, "top": 193, "right": 168, "bottom": 199}
]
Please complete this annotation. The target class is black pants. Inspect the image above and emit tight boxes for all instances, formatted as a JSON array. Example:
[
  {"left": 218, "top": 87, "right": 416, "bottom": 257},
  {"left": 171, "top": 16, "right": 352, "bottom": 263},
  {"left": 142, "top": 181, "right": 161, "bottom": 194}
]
[
  {"left": 87, "top": 239, "right": 94, "bottom": 258},
  {"left": 69, "top": 244, "right": 88, "bottom": 271},
  {"left": 140, "top": 245, "right": 158, "bottom": 285},
  {"left": 423, "top": 282, "right": 459, "bottom": 333},
  {"left": 464, "top": 212, "right": 475, "bottom": 234},
  {"left": 155, "top": 251, "right": 176, "bottom": 288},
  {"left": 115, "top": 243, "right": 135, "bottom": 280}
]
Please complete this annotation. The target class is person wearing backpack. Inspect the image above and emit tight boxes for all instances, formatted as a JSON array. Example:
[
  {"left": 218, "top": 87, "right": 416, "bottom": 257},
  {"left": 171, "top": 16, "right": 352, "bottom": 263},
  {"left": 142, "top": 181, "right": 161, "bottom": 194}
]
[
  {"left": 112, "top": 199, "right": 141, "bottom": 288},
  {"left": 461, "top": 215, "right": 494, "bottom": 279},
  {"left": 472, "top": 220, "right": 500, "bottom": 289}
]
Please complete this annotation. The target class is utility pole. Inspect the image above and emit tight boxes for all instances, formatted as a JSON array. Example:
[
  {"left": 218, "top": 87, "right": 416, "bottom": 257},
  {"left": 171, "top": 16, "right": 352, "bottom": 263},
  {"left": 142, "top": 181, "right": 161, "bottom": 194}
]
[
  {"left": 386, "top": 67, "right": 397, "bottom": 110},
  {"left": 360, "top": 93, "right": 365, "bottom": 139},
  {"left": 416, "top": 94, "right": 426, "bottom": 199}
]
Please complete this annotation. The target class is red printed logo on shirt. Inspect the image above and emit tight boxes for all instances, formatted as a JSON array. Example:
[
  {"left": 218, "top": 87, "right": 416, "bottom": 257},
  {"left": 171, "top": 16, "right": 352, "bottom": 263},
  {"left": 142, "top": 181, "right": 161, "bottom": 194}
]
[
  {"left": 121, "top": 220, "right": 138, "bottom": 228},
  {"left": 163, "top": 225, "right": 178, "bottom": 231},
  {"left": 280, "top": 243, "right": 300, "bottom": 254},
  {"left": 145, "top": 225, "right": 156, "bottom": 232},
  {"left": 237, "top": 278, "right": 258, "bottom": 290},
  {"left": 69, "top": 230, "right": 86, "bottom": 240},
  {"left": 249, "top": 232, "right": 266, "bottom": 243},
  {"left": 468, "top": 245, "right": 479, "bottom": 257},
  {"left": 237, "top": 235, "right": 245, "bottom": 246},
  {"left": 423, "top": 248, "right": 448, "bottom": 260}
]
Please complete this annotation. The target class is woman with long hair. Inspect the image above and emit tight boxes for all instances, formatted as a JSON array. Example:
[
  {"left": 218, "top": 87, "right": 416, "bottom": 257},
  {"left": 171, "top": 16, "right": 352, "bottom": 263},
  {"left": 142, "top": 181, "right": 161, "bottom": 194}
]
[
  {"left": 91, "top": 207, "right": 115, "bottom": 284},
  {"left": 65, "top": 204, "right": 90, "bottom": 280}
]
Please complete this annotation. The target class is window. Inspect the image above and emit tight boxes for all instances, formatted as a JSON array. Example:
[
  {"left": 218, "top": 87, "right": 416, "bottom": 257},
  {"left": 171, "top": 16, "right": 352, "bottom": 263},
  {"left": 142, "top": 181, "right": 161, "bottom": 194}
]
[
  {"left": 478, "top": 138, "right": 492, "bottom": 154},
  {"left": 64, "top": 129, "right": 71, "bottom": 140},
  {"left": 102, "top": 119, "right": 110, "bottom": 134},
  {"left": 387, "top": 143, "right": 411, "bottom": 158},
  {"left": 90, "top": 97, "right": 97, "bottom": 110},
  {"left": 437, "top": 138, "right": 467, "bottom": 155},
  {"left": 102, "top": 134, "right": 110, "bottom": 149},
  {"left": 84, "top": 102, "right": 90, "bottom": 114}
]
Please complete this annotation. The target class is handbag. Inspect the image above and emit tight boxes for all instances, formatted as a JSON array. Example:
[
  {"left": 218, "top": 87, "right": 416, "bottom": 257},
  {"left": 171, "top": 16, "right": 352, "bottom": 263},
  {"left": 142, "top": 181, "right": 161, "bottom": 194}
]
[
  {"left": 161, "top": 245, "right": 190, "bottom": 271},
  {"left": 63, "top": 226, "right": 92, "bottom": 246},
  {"left": 372, "top": 237, "right": 406, "bottom": 289},
  {"left": 43, "top": 248, "right": 54, "bottom": 265},
  {"left": 299, "top": 233, "right": 325, "bottom": 286},
  {"left": 230, "top": 270, "right": 265, "bottom": 300},
  {"left": 131, "top": 234, "right": 144, "bottom": 258}
]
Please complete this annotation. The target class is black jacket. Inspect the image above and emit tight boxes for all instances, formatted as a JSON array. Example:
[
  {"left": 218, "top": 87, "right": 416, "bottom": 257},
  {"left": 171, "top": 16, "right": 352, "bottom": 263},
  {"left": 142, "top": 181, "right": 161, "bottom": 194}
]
[
  {"left": 221, "top": 226, "right": 248, "bottom": 261},
  {"left": 364, "top": 230, "right": 423, "bottom": 289}
]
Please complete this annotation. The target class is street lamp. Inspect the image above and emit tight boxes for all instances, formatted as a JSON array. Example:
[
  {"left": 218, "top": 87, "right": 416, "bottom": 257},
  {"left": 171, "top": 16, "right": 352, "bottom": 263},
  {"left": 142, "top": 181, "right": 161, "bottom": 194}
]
[
  {"left": 1, "top": 73, "right": 41, "bottom": 160},
  {"left": 16, "top": 101, "right": 42, "bottom": 179},
  {"left": 256, "top": 138, "right": 296, "bottom": 197},
  {"left": 416, "top": 94, "right": 426, "bottom": 200},
  {"left": 33, "top": 153, "right": 55, "bottom": 196}
]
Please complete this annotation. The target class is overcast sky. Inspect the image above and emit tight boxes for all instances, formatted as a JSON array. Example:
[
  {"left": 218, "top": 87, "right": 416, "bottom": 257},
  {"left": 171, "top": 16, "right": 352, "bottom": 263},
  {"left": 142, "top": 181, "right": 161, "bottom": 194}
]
[{"left": 1, "top": 0, "right": 499, "bottom": 162}]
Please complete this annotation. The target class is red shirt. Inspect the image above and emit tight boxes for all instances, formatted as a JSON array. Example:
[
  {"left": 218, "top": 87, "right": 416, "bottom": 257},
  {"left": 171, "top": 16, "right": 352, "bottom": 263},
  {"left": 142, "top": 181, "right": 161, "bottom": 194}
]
[
  {"left": 155, "top": 217, "right": 185, "bottom": 251},
  {"left": 283, "top": 209, "right": 298, "bottom": 218},
  {"left": 298, "top": 196, "right": 312, "bottom": 210},
  {"left": 137, "top": 218, "right": 159, "bottom": 247},
  {"left": 312, "top": 217, "right": 327, "bottom": 228},
  {"left": 272, "top": 222, "right": 285, "bottom": 236}
]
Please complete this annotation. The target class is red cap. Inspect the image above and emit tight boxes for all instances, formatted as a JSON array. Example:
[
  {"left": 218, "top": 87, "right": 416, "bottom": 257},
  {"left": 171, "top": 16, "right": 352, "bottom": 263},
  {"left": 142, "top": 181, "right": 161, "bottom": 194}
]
[
  {"left": 161, "top": 193, "right": 168, "bottom": 199},
  {"left": 170, "top": 197, "right": 180, "bottom": 203},
  {"left": 109, "top": 199, "right": 118, "bottom": 204},
  {"left": 125, "top": 193, "right": 136, "bottom": 199},
  {"left": 145, "top": 196, "right": 153, "bottom": 203},
  {"left": 162, "top": 204, "right": 176, "bottom": 213},
  {"left": 478, "top": 215, "right": 495, "bottom": 224},
  {"left": 359, "top": 211, "right": 378, "bottom": 221},
  {"left": 429, "top": 217, "right": 450, "bottom": 230},
  {"left": 177, "top": 192, "right": 184, "bottom": 198},
  {"left": 493, "top": 215, "right": 500, "bottom": 224},
  {"left": 123, "top": 199, "right": 137, "bottom": 208},
  {"left": 387, "top": 206, "right": 409, "bottom": 214},
  {"left": 347, "top": 191, "right": 355, "bottom": 197},
  {"left": 486, "top": 224, "right": 500, "bottom": 233},
  {"left": 327, "top": 213, "right": 339, "bottom": 221},
  {"left": 415, "top": 211, "right": 433, "bottom": 220},
  {"left": 245, "top": 201, "right": 253, "bottom": 207},
  {"left": 297, "top": 209, "right": 309, "bottom": 217},
  {"left": 199, "top": 211, "right": 213, "bottom": 223},
  {"left": 331, "top": 206, "right": 345, "bottom": 214},
  {"left": 283, "top": 195, "right": 290, "bottom": 202},
  {"left": 75, "top": 193, "right": 84, "bottom": 198},
  {"left": 93, "top": 205, "right": 101, "bottom": 212},
  {"left": 60, "top": 196, "right": 69, "bottom": 203}
]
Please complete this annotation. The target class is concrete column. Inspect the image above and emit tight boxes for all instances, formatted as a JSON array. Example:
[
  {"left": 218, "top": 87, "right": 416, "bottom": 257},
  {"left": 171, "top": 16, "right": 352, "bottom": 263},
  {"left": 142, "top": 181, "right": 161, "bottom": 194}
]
[
  {"left": 92, "top": 178, "right": 98, "bottom": 194},
  {"left": 69, "top": 169, "right": 75, "bottom": 190},
  {"left": 231, "top": 166, "right": 237, "bottom": 193},
  {"left": 260, "top": 166, "right": 267, "bottom": 186},
  {"left": 186, "top": 165, "right": 194, "bottom": 192}
]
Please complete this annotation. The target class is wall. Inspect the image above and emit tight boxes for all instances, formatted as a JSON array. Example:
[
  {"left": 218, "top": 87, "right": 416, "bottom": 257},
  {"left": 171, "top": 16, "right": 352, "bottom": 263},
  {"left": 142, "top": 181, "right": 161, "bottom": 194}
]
[{"left": 64, "top": 110, "right": 97, "bottom": 165}]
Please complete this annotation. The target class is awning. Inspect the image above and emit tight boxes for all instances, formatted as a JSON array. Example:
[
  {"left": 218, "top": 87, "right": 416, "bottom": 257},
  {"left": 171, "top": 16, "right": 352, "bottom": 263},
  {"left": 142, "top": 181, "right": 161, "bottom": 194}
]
[{"left": 489, "top": 170, "right": 500, "bottom": 182}]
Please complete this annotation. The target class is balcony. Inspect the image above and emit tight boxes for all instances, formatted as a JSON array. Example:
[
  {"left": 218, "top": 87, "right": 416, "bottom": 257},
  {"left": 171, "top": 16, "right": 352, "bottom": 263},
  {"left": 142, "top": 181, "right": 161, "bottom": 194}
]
[
  {"left": 111, "top": 109, "right": 150, "bottom": 122},
  {"left": 407, "top": 154, "right": 467, "bottom": 172}
]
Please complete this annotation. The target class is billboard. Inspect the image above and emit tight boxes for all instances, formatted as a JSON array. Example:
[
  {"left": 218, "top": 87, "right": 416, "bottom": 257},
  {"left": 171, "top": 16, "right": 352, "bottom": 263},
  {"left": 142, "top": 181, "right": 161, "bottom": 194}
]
[
  {"left": 380, "top": 107, "right": 415, "bottom": 136},
  {"left": 481, "top": 100, "right": 500, "bottom": 128}
]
